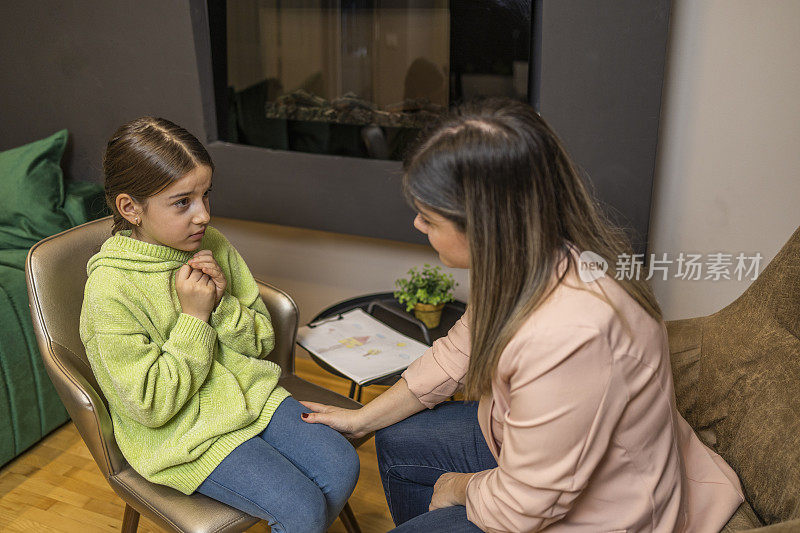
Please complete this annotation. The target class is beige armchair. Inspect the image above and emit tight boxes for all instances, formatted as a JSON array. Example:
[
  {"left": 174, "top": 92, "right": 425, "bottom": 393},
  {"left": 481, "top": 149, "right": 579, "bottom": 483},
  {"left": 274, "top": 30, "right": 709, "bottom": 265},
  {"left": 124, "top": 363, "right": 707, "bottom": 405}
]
[
  {"left": 666, "top": 226, "right": 800, "bottom": 532},
  {"left": 25, "top": 216, "right": 367, "bottom": 533}
]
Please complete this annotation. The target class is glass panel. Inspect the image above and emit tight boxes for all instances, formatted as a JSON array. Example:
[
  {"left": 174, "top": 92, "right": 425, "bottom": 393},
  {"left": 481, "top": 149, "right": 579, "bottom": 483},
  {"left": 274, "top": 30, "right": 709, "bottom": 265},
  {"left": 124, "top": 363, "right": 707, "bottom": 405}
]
[{"left": 219, "top": 0, "right": 531, "bottom": 160}]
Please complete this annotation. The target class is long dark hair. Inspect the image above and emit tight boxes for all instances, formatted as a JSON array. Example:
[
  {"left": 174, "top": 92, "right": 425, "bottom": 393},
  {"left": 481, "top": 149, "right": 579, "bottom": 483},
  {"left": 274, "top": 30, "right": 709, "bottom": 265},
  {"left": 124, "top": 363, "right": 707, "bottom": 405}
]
[
  {"left": 103, "top": 117, "right": 214, "bottom": 235},
  {"left": 403, "top": 98, "right": 662, "bottom": 400}
]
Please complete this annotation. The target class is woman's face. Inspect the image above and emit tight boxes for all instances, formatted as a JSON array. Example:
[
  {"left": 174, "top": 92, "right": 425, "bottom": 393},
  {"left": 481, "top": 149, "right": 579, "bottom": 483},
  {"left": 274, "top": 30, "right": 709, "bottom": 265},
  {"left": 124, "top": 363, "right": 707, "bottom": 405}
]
[
  {"left": 125, "top": 165, "right": 213, "bottom": 252},
  {"left": 413, "top": 203, "right": 470, "bottom": 269}
]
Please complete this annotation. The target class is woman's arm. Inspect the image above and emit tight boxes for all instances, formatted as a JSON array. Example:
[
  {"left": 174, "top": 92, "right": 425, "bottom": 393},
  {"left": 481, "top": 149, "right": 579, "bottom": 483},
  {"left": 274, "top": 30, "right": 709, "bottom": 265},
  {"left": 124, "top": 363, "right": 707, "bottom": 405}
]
[
  {"left": 300, "top": 377, "right": 425, "bottom": 439},
  {"left": 302, "top": 307, "right": 472, "bottom": 435}
]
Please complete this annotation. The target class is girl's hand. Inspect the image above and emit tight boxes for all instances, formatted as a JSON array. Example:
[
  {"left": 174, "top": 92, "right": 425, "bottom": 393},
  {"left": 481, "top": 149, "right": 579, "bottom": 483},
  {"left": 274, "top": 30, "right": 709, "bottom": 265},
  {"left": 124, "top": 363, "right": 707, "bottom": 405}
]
[
  {"left": 175, "top": 264, "right": 216, "bottom": 322},
  {"left": 187, "top": 250, "right": 227, "bottom": 307},
  {"left": 429, "top": 472, "right": 475, "bottom": 511},
  {"left": 298, "top": 401, "right": 369, "bottom": 439}
]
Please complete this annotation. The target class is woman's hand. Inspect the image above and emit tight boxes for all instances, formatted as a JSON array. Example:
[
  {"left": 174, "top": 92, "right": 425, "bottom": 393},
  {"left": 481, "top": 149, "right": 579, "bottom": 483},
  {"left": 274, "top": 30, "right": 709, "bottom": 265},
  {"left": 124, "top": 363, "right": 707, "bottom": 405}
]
[
  {"left": 187, "top": 250, "right": 227, "bottom": 307},
  {"left": 429, "top": 472, "right": 475, "bottom": 511},
  {"left": 300, "top": 378, "right": 426, "bottom": 441},
  {"left": 298, "top": 401, "right": 369, "bottom": 440},
  {"left": 175, "top": 264, "right": 216, "bottom": 322}
]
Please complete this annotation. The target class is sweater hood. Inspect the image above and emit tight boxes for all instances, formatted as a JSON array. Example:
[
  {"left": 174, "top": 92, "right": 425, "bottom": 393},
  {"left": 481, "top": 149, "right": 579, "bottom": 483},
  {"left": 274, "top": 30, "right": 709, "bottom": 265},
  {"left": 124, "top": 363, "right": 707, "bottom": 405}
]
[{"left": 87, "top": 230, "right": 198, "bottom": 276}]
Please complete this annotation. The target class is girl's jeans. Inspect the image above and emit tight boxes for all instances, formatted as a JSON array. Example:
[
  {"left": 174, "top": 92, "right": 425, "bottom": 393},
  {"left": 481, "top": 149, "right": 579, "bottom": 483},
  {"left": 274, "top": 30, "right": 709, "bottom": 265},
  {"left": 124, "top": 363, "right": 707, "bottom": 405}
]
[
  {"left": 196, "top": 397, "right": 360, "bottom": 533},
  {"left": 376, "top": 401, "right": 498, "bottom": 532}
]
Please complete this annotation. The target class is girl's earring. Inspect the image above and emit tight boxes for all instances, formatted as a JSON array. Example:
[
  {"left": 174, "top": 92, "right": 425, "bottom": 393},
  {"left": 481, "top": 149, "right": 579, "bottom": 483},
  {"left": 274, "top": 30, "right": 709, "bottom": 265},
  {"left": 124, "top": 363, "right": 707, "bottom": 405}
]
[{"left": 134, "top": 217, "right": 141, "bottom": 227}]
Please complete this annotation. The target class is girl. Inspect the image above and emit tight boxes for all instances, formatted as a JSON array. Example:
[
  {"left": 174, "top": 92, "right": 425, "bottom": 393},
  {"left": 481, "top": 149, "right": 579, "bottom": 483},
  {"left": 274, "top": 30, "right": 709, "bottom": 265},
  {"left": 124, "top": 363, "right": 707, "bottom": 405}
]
[
  {"left": 300, "top": 99, "right": 744, "bottom": 532},
  {"left": 79, "top": 117, "right": 359, "bottom": 533}
]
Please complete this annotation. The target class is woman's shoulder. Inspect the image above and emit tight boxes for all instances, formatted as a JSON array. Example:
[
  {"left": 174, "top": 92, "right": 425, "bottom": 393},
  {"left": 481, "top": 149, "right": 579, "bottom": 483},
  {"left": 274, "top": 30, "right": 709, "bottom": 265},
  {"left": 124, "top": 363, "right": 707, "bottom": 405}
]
[
  {"left": 510, "top": 271, "right": 663, "bottom": 349},
  {"left": 526, "top": 276, "right": 620, "bottom": 332}
]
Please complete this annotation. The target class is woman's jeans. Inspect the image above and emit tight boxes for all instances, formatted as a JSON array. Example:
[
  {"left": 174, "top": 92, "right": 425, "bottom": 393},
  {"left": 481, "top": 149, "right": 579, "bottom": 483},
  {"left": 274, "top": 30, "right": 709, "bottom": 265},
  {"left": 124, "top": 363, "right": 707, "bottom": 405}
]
[
  {"left": 196, "top": 397, "right": 360, "bottom": 533},
  {"left": 376, "top": 401, "right": 498, "bottom": 532}
]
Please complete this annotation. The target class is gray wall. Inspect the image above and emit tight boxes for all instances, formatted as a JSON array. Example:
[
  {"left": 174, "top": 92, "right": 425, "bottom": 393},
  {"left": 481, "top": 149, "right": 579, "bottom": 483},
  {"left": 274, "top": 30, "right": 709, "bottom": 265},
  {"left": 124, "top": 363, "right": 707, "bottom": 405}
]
[
  {"left": 0, "top": 1, "right": 421, "bottom": 243},
  {"left": 0, "top": 1, "right": 669, "bottom": 250},
  {"left": 540, "top": 0, "right": 671, "bottom": 251},
  {"left": 0, "top": 2, "right": 207, "bottom": 187}
]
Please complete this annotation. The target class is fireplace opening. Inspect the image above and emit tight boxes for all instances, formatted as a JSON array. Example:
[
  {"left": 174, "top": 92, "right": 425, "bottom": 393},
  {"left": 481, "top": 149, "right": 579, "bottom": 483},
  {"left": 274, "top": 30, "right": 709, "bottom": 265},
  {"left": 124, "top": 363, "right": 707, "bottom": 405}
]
[{"left": 211, "top": 1, "right": 532, "bottom": 160}]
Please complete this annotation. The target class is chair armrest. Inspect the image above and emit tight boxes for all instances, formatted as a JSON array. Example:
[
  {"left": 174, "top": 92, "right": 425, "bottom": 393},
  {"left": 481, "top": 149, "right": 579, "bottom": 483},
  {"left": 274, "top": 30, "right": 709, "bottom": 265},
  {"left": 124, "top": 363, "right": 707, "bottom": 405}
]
[
  {"left": 665, "top": 317, "right": 708, "bottom": 423},
  {"left": 255, "top": 278, "right": 299, "bottom": 374},
  {"left": 665, "top": 317, "right": 705, "bottom": 356},
  {"left": 740, "top": 519, "right": 800, "bottom": 532}
]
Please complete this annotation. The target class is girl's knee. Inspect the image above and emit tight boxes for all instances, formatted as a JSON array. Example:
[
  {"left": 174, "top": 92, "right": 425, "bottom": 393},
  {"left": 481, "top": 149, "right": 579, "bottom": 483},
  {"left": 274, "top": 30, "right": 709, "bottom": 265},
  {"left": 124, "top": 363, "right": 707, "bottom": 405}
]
[
  {"left": 329, "top": 440, "right": 360, "bottom": 497},
  {"left": 343, "top": 442, "right": 360, "bottom": 477},
  {"left": 272, "top": 484, "right": 327, "bottom": 533}
]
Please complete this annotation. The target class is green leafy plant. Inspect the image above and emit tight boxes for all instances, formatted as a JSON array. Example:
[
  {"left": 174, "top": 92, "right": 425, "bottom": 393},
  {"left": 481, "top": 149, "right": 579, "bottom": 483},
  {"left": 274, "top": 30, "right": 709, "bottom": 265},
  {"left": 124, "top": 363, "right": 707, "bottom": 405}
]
[{"left": 394, "top": 264, "right": 458, "bottom": 312}]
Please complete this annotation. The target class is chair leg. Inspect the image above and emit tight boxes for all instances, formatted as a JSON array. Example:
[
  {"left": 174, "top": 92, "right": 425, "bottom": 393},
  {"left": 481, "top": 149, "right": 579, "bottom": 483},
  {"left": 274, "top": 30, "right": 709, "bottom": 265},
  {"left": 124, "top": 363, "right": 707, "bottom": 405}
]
[
  {"left": 338, "top": 502, "right": 361, "bottom": 533},
  {"left": 121, "top": 503, "right": 140, "bottom": 533}
]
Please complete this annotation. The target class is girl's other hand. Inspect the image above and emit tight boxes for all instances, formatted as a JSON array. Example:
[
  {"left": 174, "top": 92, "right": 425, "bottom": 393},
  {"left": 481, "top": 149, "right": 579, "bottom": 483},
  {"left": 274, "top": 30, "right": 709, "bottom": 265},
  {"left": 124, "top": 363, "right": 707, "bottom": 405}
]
[
  {"left": 298, "top": 401, "right": 368, "bottom": 440},
  {"left": 187, "top": 250, "right": 227, "bottom": 307},
  {"left": 175, "top": 264, "right": 216, "bottom": 322}
]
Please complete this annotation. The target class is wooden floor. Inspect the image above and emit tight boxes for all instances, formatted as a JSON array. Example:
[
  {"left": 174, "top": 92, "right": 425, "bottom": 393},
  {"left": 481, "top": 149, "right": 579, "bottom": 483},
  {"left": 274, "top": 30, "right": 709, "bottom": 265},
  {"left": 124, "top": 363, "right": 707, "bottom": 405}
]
[{"left": 0, "top": 356, "right": 396, "bottom": 532}]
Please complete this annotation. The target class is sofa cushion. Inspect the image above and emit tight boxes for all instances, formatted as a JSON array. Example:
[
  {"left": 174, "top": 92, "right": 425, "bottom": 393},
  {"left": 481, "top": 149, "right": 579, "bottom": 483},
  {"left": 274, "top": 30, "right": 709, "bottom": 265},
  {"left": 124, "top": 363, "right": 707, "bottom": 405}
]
[
  {"left": 0, "top": 130, "right": 72, "bottom": 248},
  {"left": 667, "top": 226, "right": 800, "bottom": 525}
]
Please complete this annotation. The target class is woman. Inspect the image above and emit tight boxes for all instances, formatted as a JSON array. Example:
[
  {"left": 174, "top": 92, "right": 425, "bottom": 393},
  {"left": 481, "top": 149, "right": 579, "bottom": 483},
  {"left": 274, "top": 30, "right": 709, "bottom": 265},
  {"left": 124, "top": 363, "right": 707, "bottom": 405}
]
[{"left": 301, "top": 99, "right": 743, "bottom": 532}]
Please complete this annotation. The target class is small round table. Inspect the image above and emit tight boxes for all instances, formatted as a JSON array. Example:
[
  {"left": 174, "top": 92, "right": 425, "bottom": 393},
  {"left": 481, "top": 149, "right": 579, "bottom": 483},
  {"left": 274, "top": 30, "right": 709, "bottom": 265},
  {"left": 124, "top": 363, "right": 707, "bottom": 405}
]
[{"left": 300, "top": 292, "right": 467, "bottom": 401}]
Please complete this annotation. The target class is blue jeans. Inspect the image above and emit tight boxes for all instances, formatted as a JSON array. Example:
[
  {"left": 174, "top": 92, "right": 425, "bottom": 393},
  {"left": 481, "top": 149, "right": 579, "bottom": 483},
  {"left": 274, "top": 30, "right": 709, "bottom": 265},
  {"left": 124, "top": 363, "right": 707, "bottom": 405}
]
[
  {"left": 196, "top": 397, "right": 360, "bottom": 533},
  {"left": 376, "top": 401, "right": 497, "bottom": 532}
]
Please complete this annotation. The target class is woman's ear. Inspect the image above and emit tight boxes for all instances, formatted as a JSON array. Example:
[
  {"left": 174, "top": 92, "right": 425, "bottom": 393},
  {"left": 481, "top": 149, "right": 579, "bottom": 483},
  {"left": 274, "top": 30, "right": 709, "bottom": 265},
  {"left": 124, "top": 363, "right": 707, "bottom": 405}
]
[{"left": 116, "top": 193, "right": 141, "bottom": 226}]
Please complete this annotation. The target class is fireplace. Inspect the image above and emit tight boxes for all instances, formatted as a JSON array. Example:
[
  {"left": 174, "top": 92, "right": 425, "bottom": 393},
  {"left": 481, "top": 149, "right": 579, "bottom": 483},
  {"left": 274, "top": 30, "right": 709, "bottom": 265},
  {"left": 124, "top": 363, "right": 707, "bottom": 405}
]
[
  {"left": 199, "top": 0, "right": 669, "bottom": 250},
  {"left": 211, "top": 0, "right": 532, "bottom": 160}
]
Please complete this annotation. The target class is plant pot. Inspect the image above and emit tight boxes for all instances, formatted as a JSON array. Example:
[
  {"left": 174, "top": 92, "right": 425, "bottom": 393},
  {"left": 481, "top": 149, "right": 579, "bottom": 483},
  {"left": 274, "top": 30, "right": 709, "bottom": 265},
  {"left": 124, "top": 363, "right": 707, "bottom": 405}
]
[{"left": 413, "top": 302, "right": 445, "bottom": 329}]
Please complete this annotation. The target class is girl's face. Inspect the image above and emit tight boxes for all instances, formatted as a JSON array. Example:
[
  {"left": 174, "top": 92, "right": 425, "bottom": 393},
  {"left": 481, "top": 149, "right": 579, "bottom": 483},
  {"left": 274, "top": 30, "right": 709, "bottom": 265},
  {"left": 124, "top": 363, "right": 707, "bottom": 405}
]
[
  {"left": 127, "top": 165, "right": 213, "bottom": 252},
  {"left": 413, "top": 203, "right": 470, "bottom": 269}
]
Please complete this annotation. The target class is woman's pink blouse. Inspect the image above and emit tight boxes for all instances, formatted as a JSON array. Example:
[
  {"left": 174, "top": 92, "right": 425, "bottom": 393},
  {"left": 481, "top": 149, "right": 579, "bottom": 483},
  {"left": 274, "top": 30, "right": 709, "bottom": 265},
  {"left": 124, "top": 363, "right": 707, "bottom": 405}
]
[{"left": 401, "top": 255, "right": 743, "bottom": 532}]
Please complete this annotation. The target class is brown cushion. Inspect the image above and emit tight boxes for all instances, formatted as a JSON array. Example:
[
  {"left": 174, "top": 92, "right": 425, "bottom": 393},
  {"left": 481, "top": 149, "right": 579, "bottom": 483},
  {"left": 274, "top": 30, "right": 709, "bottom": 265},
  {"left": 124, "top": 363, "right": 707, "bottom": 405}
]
[
  {"left": 666, "top": 226, "right": 800, "bottom": 525},
  {"left": 722, "top": 501, "right": 764, "bottom": 532}
]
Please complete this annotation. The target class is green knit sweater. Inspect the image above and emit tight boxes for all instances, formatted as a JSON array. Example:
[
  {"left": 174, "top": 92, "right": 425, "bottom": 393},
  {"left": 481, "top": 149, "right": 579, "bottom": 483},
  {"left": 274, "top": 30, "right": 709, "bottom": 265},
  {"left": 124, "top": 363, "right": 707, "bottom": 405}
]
[{"left": 79, "top": 226, "right": 290, "bottom": 494}]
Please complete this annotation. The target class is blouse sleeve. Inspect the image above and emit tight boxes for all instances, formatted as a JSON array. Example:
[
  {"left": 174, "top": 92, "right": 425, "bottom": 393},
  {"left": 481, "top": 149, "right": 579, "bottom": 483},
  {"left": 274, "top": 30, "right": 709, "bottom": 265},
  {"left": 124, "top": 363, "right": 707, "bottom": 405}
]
[
  {"left": 401, "top": 307, "right": 472, "bottom": 408},
  {"left": 465, "top": 325, "right": 625, "bottom": 532}
]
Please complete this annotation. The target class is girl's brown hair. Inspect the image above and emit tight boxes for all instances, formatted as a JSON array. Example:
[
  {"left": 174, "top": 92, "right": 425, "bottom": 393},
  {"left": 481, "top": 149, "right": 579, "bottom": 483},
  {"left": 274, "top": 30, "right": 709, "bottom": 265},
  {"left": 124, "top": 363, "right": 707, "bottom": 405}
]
[
  {"left": 403, "top": 98, "right": 662, "bottom": 400},
  {"left": 103, "top": 117, "right": 214, "bottom": 235}
]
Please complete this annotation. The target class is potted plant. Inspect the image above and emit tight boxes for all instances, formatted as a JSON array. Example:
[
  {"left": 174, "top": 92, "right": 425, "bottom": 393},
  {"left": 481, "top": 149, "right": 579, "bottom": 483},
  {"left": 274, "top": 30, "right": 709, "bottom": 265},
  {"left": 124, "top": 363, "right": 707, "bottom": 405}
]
[{"left": 394, "top": 264, "right": 458, "bottom": 329}]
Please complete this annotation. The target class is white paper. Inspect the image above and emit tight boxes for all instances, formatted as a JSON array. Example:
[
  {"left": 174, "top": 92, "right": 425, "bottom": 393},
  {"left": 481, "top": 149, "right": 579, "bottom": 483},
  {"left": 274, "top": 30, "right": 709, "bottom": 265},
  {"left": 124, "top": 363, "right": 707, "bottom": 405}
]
[{"left": 297, "top": 308, "right": 430, "bottom": 385}]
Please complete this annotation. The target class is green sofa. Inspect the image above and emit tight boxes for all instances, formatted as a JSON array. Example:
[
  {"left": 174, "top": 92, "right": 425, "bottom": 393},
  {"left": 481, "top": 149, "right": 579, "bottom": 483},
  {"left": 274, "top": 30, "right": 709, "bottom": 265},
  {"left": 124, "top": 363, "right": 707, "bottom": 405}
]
[{"left": 0, "top": 130, "right": 108, "bottom": 467}]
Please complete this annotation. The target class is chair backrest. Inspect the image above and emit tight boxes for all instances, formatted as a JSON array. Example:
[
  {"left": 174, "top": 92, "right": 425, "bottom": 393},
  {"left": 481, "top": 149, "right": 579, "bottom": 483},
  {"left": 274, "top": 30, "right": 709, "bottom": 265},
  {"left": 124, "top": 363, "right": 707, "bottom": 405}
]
[
  {"left": 667, "top": 225, "right": 800, "bottom": 524},
  {"left": 26, "top": 216, "right": 299, "bottom": 480},
  {"left": 26, "top": 217, "right": 123, "bottom": 478}
]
